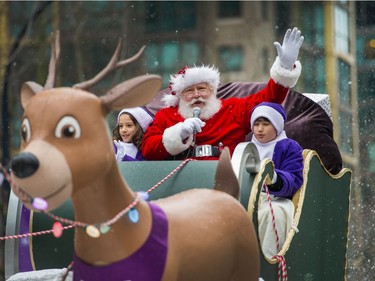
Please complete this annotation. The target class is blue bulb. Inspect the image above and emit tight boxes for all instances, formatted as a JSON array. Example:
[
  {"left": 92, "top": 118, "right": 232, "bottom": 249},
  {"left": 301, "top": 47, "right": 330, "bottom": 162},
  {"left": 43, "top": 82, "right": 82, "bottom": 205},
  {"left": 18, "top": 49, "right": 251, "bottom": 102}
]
[{"left": 128, "top": 208, "right": 140, "bottom": 223}]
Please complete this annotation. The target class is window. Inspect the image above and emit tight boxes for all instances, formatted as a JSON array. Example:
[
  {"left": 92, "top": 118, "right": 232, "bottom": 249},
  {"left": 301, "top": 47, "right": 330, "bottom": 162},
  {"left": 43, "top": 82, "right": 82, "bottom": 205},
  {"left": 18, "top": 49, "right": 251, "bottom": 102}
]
[
  {"left": 161, "top": 43, "right": 179, "bottom": 70},
  {"left": 337, "top": 59, "right": 353, "bottom": 155},
  {"left": 302, "top": 3, "right": 324, "bottom": 48},
  {"left": 297, "top": 2, "right": 326, "bottom": 93},
  {"left": 334, "top": 5, "right": 349, "bottom": 53},
  {"left": 339, "top": 108, "right": 353, "bottom": 154},
  {"left": 303, "top": 54, "right": 326, "bottom": 94},
  {"left": 357, "top": 70, "right": 375, "bottom": 150},
  {"left": 144, "top": 42, "right": 200, "bottom": 87},
  {"left": 338, "top": 59, "right": 351, "bottom": 107},
  {"left": 181, "top": 42, "right": 200, "bottom": 65},
  {"left": 218, "top": 1, "right": 241, "bottom": 18},
  {"left": 218, "top": 45, "right": 244, "bottom": 72},
  {"left": 368, "top": 143, "right": 375, "bottom": 173}
]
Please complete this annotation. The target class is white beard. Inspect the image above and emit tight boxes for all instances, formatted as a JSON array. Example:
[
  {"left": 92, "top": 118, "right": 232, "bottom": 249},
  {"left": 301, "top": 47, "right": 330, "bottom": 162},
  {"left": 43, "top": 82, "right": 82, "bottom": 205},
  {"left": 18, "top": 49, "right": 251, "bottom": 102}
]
[{"left": 178, "top": 94, "right": 222, "bottom": 120}]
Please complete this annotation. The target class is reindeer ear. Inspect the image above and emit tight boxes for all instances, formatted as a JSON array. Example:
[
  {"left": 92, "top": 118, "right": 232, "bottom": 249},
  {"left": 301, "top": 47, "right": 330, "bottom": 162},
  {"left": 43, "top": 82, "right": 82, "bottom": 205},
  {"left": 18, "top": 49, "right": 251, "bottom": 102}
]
[
  {"left": 100, "top": 74, "right": 161, "bottom": 112},
  {"left": 214, "top": 147, "right": 240, "bottom": 199},
  {"left": 21, "top": 82, "right": 43, "bottom": 109}
]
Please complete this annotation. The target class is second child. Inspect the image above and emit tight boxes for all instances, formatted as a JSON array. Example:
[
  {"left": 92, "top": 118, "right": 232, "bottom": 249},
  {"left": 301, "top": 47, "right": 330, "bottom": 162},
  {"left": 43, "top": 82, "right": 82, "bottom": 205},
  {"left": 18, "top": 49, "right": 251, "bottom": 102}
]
[
  {"left": 250, "top": 102, "right": 304, "bottom": 260},
  {"left": 113, "top": 107, "right": 153, "bottom": 161}
]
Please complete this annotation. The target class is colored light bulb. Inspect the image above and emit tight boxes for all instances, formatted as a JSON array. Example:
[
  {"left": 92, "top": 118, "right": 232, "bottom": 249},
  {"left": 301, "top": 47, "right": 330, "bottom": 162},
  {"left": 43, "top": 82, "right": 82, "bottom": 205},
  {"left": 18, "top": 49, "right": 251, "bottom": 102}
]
[
  {"left": 128, "top": 208, "right": 139, "bottom": 224},
  {"left": 138, "top": 191, "right": 149, "bottom": 201},
  {"left": 52, "top": 221, "right": 63, "bottom": 238},
  {"left": 32, "top": 197, "right": 48, "bottom": 211},
  {"left": 86, "top": 225, "right": 101, "bottom": 238}
]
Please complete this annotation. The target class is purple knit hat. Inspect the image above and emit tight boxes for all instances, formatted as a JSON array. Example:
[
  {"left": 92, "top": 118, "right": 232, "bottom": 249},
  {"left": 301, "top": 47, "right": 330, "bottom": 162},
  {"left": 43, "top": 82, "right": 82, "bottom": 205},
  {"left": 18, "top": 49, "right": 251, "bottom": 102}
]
[{"left": 250, "top": 102, "right": 287, "bottom": 135}]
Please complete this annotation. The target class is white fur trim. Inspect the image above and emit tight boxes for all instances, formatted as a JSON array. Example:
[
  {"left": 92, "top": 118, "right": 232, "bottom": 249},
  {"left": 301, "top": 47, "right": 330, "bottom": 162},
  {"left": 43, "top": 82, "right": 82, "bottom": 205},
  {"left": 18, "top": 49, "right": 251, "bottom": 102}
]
[
  {"left": 270, "top": 57, "right": 301, "bottom": 88},
  {"left": 117, "top": 107, "right": 153, "bottom": 132},
  {"left": 161, "top": 93, "right": 180, "bottom": 107},
  {"left": 162, "top": 122, "right": 193, "bottom": 155},
  {"left": 271, "top": 171, "right": 277, "bottom": 184},
  {"left": 251, "top": 105, "right": 285, "bottom": 135},
  {"left": 170, "top": 65, "right": 220, "bottom": 96}
]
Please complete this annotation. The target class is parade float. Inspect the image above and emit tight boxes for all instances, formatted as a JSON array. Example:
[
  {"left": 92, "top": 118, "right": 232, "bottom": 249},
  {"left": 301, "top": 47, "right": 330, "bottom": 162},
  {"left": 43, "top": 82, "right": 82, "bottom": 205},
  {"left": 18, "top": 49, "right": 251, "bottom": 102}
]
[{"left": 2, "top": 33, "right": 351, "bottom": 281}]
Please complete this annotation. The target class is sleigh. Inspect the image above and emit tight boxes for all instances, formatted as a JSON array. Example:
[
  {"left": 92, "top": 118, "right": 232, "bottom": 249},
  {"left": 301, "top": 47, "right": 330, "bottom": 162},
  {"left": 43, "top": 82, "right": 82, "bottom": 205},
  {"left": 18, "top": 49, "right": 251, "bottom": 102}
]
[{"left": 4, "top": 82, "right": 351, "bottom": 280}]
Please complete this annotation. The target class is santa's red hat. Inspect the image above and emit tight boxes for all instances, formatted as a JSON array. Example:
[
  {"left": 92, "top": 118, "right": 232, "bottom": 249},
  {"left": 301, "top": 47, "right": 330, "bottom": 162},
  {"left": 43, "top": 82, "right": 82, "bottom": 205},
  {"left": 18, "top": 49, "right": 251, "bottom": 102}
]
[{"left": 162, "top": 65, "right": 220, "bottom": 107}]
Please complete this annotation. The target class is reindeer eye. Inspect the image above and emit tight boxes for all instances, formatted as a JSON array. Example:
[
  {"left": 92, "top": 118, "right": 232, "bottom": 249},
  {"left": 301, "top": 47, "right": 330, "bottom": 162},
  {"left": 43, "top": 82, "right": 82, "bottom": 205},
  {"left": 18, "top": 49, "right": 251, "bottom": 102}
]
[
  {"left": 55, "top": 116, "right": 81, "bottom": 139},
  {"left": 21, "top": 118, "right": 31, "bottom": 142}
]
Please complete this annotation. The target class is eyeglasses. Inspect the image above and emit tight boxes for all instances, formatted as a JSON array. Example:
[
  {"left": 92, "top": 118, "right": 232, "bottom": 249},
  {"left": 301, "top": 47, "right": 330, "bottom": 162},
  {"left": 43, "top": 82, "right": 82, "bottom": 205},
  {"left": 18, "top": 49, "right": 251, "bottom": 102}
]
[{"left": 181, "top": 85, "right": 211, "bottom": 97}]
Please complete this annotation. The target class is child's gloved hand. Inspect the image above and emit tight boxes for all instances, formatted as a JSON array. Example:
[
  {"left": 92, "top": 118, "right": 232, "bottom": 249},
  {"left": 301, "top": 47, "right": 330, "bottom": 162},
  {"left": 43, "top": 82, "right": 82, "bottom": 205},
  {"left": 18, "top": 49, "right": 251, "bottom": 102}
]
[
  {"left": 180, "top": 118, "right": 205, "bottom": 140},
  {"left": 271, "top": 171, "right": 277, "bottom": 184},
  {"left": 266, "top": 171, "right": 278, "bottom": 185},
  {"left": 274, "top": 27, "right": 304, "bottom": 70},
  {"left": 114, "top": 140, "right": 126, "bottom": 161}
]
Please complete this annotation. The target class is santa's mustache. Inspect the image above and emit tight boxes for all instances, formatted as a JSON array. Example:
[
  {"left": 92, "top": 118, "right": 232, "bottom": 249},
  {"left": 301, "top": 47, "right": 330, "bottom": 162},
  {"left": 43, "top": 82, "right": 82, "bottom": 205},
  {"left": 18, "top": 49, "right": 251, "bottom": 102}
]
[{"left": 189, "top": 97, "right": 205, "bottom": 106}]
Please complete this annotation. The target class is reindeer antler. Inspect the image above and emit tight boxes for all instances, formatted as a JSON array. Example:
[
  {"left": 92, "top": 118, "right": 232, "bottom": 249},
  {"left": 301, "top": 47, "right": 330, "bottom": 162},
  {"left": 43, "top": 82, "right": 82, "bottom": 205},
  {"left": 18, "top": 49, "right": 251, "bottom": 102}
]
[
  {"left": 44, "top": 30, "right": 61, "bottom": 89},
  {"left": 73, "top": 40, "right": 146, "bottom": 90}
]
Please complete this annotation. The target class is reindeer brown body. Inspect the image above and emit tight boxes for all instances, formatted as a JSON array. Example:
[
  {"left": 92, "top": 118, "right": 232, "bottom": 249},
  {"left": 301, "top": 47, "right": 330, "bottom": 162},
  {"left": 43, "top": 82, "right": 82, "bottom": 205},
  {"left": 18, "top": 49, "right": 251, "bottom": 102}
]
[{"left": 10, "top": 33, "right": 259, "bottom": 280}]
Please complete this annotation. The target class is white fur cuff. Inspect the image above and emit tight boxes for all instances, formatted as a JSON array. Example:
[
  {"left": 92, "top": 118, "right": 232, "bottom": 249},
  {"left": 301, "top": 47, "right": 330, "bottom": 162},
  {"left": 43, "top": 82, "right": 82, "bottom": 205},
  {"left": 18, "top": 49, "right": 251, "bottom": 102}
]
[
  {"left": 270, "top": 57, "right": 302, "bottom": 88},
  {"left": 162, "top": 123, "right": 193, "bottom": 155}
]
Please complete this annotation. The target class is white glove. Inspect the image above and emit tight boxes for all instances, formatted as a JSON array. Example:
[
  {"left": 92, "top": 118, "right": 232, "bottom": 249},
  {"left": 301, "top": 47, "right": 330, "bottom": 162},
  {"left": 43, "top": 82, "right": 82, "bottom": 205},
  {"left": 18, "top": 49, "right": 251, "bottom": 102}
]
[
  {"left": 180, "top": 118, "right": 205, "bottom": 140},
  {"left": 114, "top": 140, "right": 125, "bottom": 161},
  {"left": 266, "top": 170, "right": 277, "bottom": 185},
  {"left": 271, "top": 171, "right": 277, "bottom": 184},
  {"left": 274, "top": 27, "right": 304, "bottom": 70}
]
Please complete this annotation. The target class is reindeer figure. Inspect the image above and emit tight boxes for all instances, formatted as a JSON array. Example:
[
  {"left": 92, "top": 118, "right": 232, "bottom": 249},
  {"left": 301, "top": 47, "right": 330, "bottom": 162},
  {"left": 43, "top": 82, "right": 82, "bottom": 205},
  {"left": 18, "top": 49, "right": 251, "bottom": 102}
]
[{"left": 10, "top": 32, "right": 260, "bottom": 281}]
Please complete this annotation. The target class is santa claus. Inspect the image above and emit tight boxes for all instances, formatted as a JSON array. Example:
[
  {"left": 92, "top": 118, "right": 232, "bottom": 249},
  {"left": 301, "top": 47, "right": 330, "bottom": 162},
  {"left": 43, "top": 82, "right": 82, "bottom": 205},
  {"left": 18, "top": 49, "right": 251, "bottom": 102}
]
[{"left": 142, "top": 27, "right": 304, "bottom": 160}]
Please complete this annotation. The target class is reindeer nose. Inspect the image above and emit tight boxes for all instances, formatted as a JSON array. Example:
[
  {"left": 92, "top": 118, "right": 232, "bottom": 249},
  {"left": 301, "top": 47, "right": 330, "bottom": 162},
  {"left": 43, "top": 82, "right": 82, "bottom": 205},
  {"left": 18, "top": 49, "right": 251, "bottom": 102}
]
[{"left": 11, "top": 152, "right": 39, "bottom": 178}]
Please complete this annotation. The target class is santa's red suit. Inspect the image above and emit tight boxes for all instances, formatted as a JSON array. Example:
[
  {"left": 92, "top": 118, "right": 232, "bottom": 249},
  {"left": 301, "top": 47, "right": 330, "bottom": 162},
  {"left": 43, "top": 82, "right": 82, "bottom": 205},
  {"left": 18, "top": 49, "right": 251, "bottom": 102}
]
[{"left": 142, "top": 58, "right": 301, "bottom": 160}]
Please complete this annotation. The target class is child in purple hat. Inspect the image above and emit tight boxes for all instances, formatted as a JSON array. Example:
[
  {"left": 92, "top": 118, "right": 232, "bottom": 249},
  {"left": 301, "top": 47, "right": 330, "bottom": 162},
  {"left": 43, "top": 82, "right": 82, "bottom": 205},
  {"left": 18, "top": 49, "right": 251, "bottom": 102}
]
[{"left": 250, "top": 102, "right": 303, "bottom": 260}]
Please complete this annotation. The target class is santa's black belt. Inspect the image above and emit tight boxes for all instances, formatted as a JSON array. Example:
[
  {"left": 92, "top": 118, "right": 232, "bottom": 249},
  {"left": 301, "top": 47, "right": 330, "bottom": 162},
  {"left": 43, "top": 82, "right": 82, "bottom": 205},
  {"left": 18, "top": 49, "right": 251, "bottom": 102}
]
[{"left": 194, "top": 145, "right": 220, "bottom": 157}]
